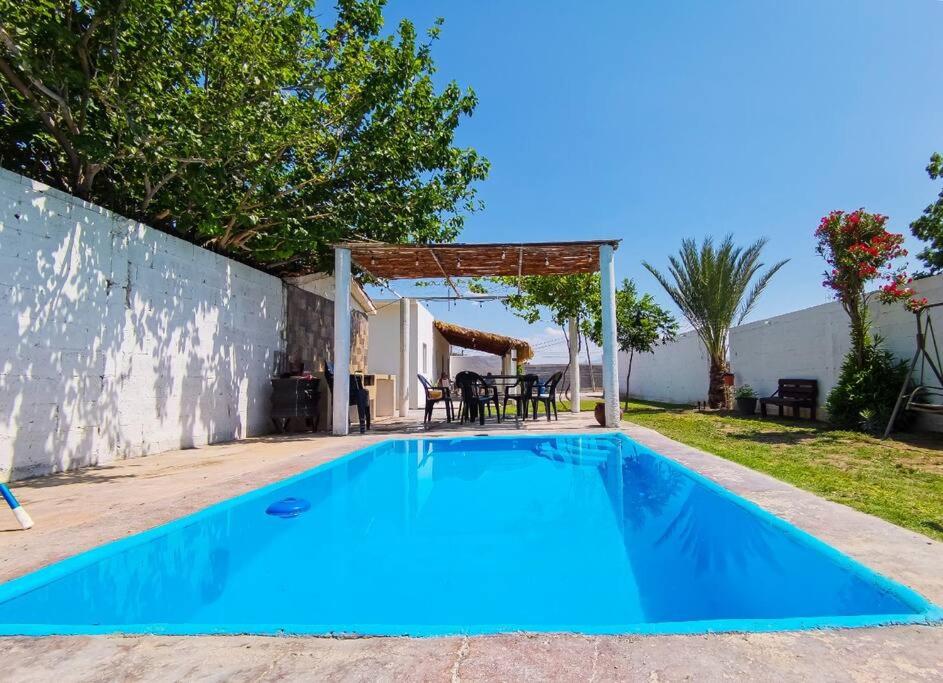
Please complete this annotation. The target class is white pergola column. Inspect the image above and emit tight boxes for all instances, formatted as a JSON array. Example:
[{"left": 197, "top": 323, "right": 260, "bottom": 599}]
[
  {"left": 568, "top": 317, "right": 581, "bottom": 413},
  {"left": 399, "top": 297, "right": 410, "bottom": 417},
  {"left": 599, "top": 244, "right": 620, "bottom": 427},
  {"left": 332, "top": 247, "right": 352, "bottom": 435}
]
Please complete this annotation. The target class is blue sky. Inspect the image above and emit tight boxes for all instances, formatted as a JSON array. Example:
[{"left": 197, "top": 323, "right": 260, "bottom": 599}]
[{"left": 364, "top": 0, "right": 943, "bottom": 362}]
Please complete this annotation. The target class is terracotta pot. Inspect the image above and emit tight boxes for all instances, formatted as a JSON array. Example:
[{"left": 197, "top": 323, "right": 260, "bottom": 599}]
[
  {"left": 722, "top": 372, "right": 735, "bottom": 387},
  {"left": 594, "top": 402, "right": 624, "bottom": 426}
]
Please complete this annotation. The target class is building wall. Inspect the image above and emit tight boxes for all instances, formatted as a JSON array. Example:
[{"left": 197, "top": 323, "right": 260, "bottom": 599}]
[
  {"left": 367, "top": 299, "right": 447, "bottom": 409},
  {"left": 0, "top": 170, "right": 285, "bottom": 481},
  {"left": 409, "top": 300, "right": 437, "bottom": 409},
  {"left": 366, "top": 300, "right": 401, "bottom": 376},
  {"left": 729, "top": 275, "right": 943, "bottom": 427},
  {"left": 618, "top": 329, "right": 710, "bottom": 405},
  {"left": 621, "top": 274, "right": 943, "bottom": 429},
  {"left": 284, "top": 272, "right": 373, "bottom": 316},
  {"left": 449, "top": 354, "right": 502, "bottom": 377},
  {"left": 433, "top": 327, "right": 451, "bottom": 381},
  {"left": 525, "top": 363, "right": 603, "bottom": 388},
  {"left": 283, "top": 285, "right": 369, "bottom": 431}
]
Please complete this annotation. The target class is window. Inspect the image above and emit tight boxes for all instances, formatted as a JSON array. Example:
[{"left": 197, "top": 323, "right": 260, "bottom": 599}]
[{"left": 422, "top": 343, "right": 428, "bottom": 374}]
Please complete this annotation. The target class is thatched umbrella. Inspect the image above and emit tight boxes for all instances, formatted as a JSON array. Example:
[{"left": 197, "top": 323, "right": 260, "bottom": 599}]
[{"left": 434, "top": 320, "right": 534, "bottom": 362}]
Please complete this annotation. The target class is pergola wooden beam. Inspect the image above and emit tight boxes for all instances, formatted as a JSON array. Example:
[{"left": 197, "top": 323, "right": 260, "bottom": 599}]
[
  {"left": 335, "top": 240, "right": 620, "bottom": 280},
  {"left": 428, "top": 247, "right": 461, "bottom": 298}
]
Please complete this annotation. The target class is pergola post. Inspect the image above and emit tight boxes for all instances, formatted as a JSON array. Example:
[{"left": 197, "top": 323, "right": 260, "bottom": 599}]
[
  {"left": 332, "top": 247, "right": 352, "bottom": 435},
  {"left": 599, "top": 244, "right": 620, "bottom": 427},
  {"left": 399, "top": 297, "right": 410, "bottom": 417},
  {"left": 568, "top": 316, "right": 581, "bottom": 413}
]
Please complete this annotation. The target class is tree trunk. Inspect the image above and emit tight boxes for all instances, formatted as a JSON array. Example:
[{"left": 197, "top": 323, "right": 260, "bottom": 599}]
[
  {"left": 848, "top": 302, "right": 868, "bottom": 370},
  {"left": 584, "top": 331, "right": 596, "bottom": 391},
  {"left": 708, "top": 357, "right": 727, "bottom": 409},
  {"left": 623, "top": 349, "right": 634, "bottom": 411},
  {"left": 561, "top": 323, "right": 572, "bottom": 405}
]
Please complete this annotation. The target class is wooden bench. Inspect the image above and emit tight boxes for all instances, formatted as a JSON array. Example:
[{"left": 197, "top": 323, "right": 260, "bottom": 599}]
[{"left": 760, "top": 379, "right": 818, "bottom": 421}]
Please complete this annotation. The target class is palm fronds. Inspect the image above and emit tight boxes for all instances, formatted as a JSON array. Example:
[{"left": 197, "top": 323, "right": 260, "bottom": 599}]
[{"left": 643, "top": 235, "right": 788, "bottom": 363}]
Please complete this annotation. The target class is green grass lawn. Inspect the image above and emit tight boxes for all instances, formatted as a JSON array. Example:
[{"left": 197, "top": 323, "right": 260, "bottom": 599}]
[{"left": 562, "top": 398, "right": 943, "bottom": 541}]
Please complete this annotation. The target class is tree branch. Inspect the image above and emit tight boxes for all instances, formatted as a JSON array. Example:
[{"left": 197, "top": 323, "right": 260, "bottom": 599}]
[{"left": 0, "top": 53, "right": 83, "bottom": 186}]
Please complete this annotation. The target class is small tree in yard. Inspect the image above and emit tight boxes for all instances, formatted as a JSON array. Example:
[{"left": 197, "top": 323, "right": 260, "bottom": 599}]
[
  {"left": 644, "top": 236, "right": 787, "bottom": 409},
  {"left": 493, "top": 273, "right": 599, "bottom": 393},
  {"left": 815, "top": 209, "right": 923, "bottom": 430},
  {"left": 588, "top": 279, "right": 678, "bottom": 409},
  {"left": 910, "top": 152, "right": 943, "bottom": 275}
]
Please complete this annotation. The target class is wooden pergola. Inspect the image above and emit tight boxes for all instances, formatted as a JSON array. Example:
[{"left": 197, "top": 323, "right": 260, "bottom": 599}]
[{"left": 331, "top": 240, "right": 621, "bottom": 432}]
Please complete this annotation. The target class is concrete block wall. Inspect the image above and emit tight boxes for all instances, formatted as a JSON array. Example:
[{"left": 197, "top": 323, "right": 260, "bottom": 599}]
[
  {"left": 284, "top": 285, "right": 369, "bottom": 375},
  {"left": 0, "top": 169, "right": 286, "bottom": 480},
  {"left": 729, "top": 275, "right": 943, "bottom": 427},
  {"left": 524, "top": 363, "right": 603, "bottom": 389},
  {"left": 619, "top": 329, "right": 710, "bottom": 405},
  {"left": 284, "top": 284, "right": 369, "bottom": 431},
  {"left": 620, "top": 274, "right": 943, "bottom": 429}
]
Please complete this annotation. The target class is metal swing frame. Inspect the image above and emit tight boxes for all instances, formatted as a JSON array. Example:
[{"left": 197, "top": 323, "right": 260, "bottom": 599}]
[{"left": 883, "top": 302, "right": 943, "bottom": 438}]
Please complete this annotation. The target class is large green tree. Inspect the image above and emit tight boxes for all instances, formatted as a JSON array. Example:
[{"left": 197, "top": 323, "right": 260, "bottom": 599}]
[
  {"left": 0, "top": 0, "right": 488, "bottom": 272},
  {"left": 910, "top": 152, "right": 943, "bottom": 275},
  {"left": 588, "top": 279, "right": 678, "bottom": 409},
  {"left": 643, "top": 236, "right": 787, "bottom": 409}
]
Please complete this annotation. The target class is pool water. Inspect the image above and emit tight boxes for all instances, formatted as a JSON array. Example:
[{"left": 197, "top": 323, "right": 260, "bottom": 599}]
[{"left": 0, "top": 434, "right": 938, "bottom": 636}]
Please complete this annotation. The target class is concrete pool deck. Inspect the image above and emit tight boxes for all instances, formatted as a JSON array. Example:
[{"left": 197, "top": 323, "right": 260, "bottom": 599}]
[{"left": 1, "top": 413, "right": 941, "bottom": 681}]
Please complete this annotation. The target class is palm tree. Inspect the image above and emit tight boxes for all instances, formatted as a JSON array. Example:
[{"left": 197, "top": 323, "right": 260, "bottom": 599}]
[{"left": 643, "top": 236, "right": 787, "bottom": 408}]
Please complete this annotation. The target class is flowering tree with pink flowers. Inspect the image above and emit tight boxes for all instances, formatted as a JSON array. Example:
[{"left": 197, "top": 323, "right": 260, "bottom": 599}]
[{"left": 815, "top": 209, "right": 923, "bottom": 370}]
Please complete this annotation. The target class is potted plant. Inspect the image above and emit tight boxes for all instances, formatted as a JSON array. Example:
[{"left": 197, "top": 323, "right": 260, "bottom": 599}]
[
  {"left": 594, "top": 400, "right": 624, "bottom": 426},
  {"left": 733, "top": 385, "right": 758, "bottom": 415}
]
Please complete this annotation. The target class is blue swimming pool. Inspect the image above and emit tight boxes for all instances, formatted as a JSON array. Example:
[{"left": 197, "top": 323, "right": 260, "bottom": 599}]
[{"left": 0, "top": 434, "right": 938, "bottom": 636}]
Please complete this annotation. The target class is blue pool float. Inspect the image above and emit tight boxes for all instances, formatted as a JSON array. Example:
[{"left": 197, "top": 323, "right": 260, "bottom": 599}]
[{"left": 265, "top": 497, "right": 311, "bottom": 518}]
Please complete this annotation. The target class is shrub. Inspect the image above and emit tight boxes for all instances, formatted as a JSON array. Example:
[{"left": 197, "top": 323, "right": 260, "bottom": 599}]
[
  {"left": 825, "top": 340, "right": 911, "bottom": 433},
  {"left": 733, "top": 385, "right": 757, "bottom": 399}
]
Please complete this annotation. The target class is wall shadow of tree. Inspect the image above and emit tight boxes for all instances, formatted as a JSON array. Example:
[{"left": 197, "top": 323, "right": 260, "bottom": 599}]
[{"left": 0, "top": 173, "right": 284, "bottom": 481}]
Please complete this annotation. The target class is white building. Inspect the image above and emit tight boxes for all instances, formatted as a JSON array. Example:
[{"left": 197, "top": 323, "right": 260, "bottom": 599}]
[{"left": 367, "top": 299, "right": 451, "bottom": 410}]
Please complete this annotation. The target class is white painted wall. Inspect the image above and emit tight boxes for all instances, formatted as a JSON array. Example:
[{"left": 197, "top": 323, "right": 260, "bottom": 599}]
[
  {"left": 367, "top": 299, "right": 446, "bottom": 409},
  {"left": 433, "top": 328, "right": 450, "bottom": 380},
  {"left": 730, "top": 275, "right": 943, "bottom": 426},
  {"left": 619, "top": 329, "right": 711, "bottom": 404},
  {"left": 450, "top": 354, "right": 503, "bottom": 377},
  {"left": 0, "top": 170, "right": 285, "bottom": 480},
  {"left": 409, "top": 300, "right": 436, "bottom": 409},
  {"left": 365, "top": 299, "right": 401, "bottom": 375},
  {"left": 621, "top": 274, "right": 943, "bottom": 429}
]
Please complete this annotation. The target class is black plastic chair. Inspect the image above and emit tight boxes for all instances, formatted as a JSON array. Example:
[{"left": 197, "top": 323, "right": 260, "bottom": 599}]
[
  {"left": 325, "top": 363, "right": 371, "bottom": 433},
  {"left": 503, "top": 374, "right": 538, "bottom": 420},
  {"left": 481, "top": 373, "right": 501, "bottom": 418},
  {"left": 456, "top": 371, "right": 501, "bottom": 425},
  {"left": 418, "top": 374, "right": 452, "bottom": 423},
  {"left": 532, "top": 371, "right": 563, "bottom": 421}
]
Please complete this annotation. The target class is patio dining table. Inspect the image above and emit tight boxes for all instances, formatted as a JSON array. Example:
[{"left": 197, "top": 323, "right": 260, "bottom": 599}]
[{"left": 482, "top": 374, "right": 529, "bottom": 427}]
